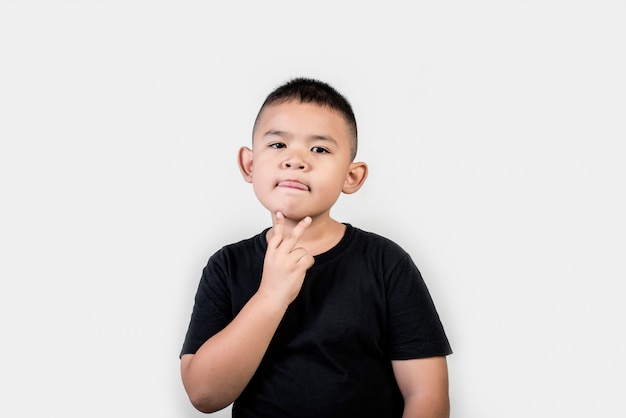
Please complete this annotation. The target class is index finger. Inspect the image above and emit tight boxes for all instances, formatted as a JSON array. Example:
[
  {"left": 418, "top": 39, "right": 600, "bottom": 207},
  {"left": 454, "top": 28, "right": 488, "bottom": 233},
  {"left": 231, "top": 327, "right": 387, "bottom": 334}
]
[
  {"left": 282, "top": 216, "right": 312, "bottom": 248},
  {"left": 268, "top": 211, "right": 285, "bottom": 249}
]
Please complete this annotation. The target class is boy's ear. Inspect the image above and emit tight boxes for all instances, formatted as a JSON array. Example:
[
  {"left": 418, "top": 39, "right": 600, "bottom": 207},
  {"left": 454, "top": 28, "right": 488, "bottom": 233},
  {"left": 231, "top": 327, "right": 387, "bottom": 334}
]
[
  {"left": 237, "top": 146, "right": 254, "bottom": 183},
  {"left": 342, "top": 161, "right": 368, "bottom": 194}
]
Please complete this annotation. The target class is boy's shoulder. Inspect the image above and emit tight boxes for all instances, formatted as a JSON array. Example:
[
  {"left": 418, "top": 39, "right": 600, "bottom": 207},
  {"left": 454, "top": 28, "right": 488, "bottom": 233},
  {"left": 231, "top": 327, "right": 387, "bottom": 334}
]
[
  {"left": 348, "top": 224, "right": 410, "bottom": 257},
  {"left": 209, "top": 228, "right": 270, "bottom": 262},
  {"left": 350, "top": 224, "right": 403, "bottom": 246},
  {"left": 225, "top": 228, "right": 269, "bottom": 249}
]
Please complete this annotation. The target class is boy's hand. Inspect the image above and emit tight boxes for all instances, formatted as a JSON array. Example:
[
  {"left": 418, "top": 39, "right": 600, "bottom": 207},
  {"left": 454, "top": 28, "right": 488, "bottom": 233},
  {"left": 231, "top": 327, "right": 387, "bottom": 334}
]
[{"left": 259, "top": 211, "right": 315, "bottom": 307}]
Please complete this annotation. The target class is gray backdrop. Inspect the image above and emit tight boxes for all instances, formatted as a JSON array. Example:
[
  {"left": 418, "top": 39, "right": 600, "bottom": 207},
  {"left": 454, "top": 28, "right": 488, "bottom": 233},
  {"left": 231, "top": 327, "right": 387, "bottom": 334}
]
[{"left": 1, "top": 1, "right": 624, "bottom": 417}]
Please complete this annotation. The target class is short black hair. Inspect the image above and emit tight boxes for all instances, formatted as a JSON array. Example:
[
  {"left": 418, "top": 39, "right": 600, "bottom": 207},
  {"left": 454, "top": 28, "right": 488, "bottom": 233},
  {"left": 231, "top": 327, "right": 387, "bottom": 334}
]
[{"left": 253, "top": 77, "right": 358, "bottom": 160}]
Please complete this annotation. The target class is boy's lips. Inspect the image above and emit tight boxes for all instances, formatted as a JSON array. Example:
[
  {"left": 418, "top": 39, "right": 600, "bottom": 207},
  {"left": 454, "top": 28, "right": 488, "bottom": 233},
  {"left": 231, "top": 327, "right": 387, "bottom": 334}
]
[{"left": 277, "top": 180, "right": 310, "bottom": 191}]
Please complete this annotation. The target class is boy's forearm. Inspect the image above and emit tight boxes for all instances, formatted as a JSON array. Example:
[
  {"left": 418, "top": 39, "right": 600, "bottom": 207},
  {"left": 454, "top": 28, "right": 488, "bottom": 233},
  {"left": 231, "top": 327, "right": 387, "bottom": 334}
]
[
  {"left": 402, "top": 392, "right": 450, "bottom": 418},
  {"left": 181, "top": 292, "right": 288, "bottom": 413}
]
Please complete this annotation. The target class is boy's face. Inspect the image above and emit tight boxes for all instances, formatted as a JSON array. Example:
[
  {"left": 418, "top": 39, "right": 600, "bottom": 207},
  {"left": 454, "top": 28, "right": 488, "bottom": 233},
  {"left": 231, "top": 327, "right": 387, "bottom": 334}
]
[{"left": 240, "top": 100, "right": 361, "bottom": 221}]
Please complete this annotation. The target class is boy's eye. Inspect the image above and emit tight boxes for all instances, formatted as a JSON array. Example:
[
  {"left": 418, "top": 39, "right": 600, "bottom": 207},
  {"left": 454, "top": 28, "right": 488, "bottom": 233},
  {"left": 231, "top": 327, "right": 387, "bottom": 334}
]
[
  {"left": 311, "top": 146, "right": 329, "bottom": 154},
  {"left": 269, "top": 143, "right": 286, "bottom": 149}
]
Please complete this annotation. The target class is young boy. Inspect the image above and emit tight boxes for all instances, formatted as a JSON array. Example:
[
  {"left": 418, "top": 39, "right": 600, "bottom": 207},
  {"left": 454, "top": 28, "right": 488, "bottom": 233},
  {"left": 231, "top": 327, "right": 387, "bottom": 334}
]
[{"left": 180, "top": 78, "right": 452, "bottom": 417}]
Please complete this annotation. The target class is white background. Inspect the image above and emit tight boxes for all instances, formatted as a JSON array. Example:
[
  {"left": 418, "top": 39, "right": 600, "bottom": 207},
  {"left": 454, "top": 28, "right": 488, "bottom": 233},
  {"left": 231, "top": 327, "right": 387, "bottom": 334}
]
[{"left": 1, "top": 1, "right": 624, "bottom": 417}]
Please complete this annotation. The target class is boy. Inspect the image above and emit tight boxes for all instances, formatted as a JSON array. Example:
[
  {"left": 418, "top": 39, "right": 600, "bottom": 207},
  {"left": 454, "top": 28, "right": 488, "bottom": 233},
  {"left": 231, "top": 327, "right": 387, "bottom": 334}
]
[{"left": 180, "top": 78, "right": 452, "bottom": 417}]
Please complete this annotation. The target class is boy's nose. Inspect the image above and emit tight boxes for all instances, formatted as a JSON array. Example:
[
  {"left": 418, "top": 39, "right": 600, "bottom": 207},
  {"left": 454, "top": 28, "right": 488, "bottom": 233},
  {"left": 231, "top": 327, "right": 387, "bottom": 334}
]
[
  {"left": 282, "top": 149, "right": 308, "bottom": 170},
  {"left": 282, "top": 159, "right": 307, "bottom": 170}
]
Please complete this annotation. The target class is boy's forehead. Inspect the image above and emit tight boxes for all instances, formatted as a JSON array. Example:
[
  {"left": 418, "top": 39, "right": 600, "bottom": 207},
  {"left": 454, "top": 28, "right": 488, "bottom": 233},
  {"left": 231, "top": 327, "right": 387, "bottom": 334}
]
[{"left": 254, "top": 100, "right": 350, "bottom": 138}]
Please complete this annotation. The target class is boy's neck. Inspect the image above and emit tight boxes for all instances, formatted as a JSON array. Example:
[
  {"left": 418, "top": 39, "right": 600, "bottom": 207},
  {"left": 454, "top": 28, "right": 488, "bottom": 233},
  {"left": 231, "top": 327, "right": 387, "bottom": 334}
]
[{"left": 267, "top": 215, "right": 346, "bottom": 256}]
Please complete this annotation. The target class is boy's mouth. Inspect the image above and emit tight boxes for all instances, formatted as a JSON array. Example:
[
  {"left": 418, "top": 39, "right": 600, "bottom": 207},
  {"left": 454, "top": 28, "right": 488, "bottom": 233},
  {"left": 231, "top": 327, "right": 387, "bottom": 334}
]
[{"left": 277, "top": 180, "right": 310, "bottom": 191}]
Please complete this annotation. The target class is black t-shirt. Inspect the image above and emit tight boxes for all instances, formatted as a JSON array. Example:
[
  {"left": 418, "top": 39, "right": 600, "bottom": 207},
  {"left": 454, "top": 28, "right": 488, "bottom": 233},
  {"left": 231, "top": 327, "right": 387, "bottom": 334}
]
[{"left": 181, "top": 224, "right": 452, "bottom": 417}]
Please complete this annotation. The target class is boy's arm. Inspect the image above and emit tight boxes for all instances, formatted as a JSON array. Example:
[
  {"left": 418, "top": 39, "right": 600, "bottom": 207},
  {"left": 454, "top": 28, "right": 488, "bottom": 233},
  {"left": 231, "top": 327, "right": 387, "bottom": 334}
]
[
  {"left": 180, "top": 293, "right": 288, "bottom": 413},
  {"left": 180, "top": 214, "right": 314, "bottom": 413},
  {"left": 392, "top": 356, "right": 450, "bottom": 418}
]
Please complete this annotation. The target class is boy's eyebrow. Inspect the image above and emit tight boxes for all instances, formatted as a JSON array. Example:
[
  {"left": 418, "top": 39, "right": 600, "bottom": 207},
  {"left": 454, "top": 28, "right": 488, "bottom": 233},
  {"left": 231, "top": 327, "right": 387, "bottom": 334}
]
[
  {"left": 310, "top": 135, "right": 339, "bottom": 146},
  {"left": 262, "top": 130, "right": 289, "bottom": 138}
]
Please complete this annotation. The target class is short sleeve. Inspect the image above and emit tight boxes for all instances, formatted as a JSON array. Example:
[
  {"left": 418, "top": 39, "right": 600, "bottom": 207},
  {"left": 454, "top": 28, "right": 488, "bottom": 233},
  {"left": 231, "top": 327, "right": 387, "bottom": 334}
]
[
  {"left": 385, "top": 254, "right": 452, "bottom": 360},
  {"left": 180, "top": 250, "right": 233, "bottom": 357}
]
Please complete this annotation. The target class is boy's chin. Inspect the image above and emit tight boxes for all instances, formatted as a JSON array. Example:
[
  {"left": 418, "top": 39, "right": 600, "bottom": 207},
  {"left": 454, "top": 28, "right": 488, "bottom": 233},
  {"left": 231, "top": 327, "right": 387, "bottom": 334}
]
[
  {"left": 278, "top": 211, "right": 310, "bottom": 221},
  {"left": 267, "top": 207, "right": 312, "bottom": 222}
]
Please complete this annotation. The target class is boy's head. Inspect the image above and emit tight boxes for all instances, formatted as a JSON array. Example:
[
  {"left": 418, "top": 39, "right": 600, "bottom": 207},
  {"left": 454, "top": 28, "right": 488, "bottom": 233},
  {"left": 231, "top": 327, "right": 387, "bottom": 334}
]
[
  {"left": 239, "top": 77, "right": 368, "bottom": 221},
  {"left": 253, "top": 78, "right": 358, "bottom": 161}
]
